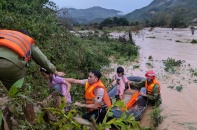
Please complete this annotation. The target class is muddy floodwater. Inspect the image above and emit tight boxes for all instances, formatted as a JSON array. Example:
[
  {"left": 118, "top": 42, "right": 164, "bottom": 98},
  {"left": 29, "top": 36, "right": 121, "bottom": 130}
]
[{"left": 109, "top": 27, "right": 197, "bottom": 130}]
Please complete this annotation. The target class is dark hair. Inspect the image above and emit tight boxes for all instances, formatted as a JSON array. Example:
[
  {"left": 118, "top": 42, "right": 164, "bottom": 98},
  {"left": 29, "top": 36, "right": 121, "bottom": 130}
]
[
  {"left": 17, "top": 29, "right": 31, "bottom": 37},
  {"left": 40, "top": 67, "right": 49, "bottom": 74},
  {"left": 91, "top": 70, "right": 102, "bottom": 79},
  {"left": 117, "top": 67, "right": 124, "bottom": 74}
]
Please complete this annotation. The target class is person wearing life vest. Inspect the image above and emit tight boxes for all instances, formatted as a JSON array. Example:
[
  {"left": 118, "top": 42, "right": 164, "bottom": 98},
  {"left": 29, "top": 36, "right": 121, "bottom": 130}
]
[
  {"left": 0, "top": 29, "right": 65, "bottom": 90},
  {"left": 66, "top": 70, "right": 112, "bottom": 123},
  {"left": 130, "top": 70, "right": 162, "bottom": 107}
]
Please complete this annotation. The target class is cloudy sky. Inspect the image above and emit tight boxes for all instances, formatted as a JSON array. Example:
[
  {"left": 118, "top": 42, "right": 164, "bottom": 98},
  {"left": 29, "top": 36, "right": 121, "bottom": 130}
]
[{"left": 50, "top": 0, "right": 154, "bottom": 14}]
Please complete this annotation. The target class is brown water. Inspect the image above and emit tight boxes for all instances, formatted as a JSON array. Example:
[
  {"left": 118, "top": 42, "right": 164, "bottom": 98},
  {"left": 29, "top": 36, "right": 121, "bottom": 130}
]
[{"left": 109, "top": 27, "right": 197, "bottom": 130}]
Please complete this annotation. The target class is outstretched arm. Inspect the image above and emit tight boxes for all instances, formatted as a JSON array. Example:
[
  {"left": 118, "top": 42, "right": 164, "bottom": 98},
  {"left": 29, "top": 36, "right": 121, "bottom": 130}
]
[
  {"left": 75, "top": 100, "right": 101, "bottom": 109},
  {"left": 127, "top": 81, "right": 131, "bottom": 90},
  {"left": 65, "top": 78, "right": 88, "bottom": 85},
  {"left": 31, "top": 44, "right": 65, "bottom": 76},
  {"left": 75, "top": 88, "right": 104, "bottom": 109}
]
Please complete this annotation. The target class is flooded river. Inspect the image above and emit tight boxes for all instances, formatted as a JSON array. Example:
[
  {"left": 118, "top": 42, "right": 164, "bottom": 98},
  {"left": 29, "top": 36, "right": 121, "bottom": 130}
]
[{"left": 110, "top": 27, "right": 197, "bottom": 130}]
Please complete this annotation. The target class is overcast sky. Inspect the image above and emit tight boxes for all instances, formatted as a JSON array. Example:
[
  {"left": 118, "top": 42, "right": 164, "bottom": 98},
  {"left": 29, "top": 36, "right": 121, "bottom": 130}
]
[{"left": 50, "top": 0, "right": 154, "bottom": 14}]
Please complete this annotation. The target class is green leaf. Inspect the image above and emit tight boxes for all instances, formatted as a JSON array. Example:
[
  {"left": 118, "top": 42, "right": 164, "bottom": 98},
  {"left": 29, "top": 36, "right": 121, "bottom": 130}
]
[
  {"left": 106, "top": 112, "right": 113, "bottom": 117},
  {"left": 68, "top": 109, "right": 77, "bottom": 118},
  {"left": 8, "top": 78, "right": 24, "bottom": 97},
  {"left": 113, "top": 121, "right": 125, "bottom": 128},
  {"left": 60, "top": 124, "right": 73, "bottom": 130},
  {"left": 106, "top": 118, "right": 116, "bottom": 125},
  {"left": 126, "top": 114, "right": 135, "bottom": 121},
  {"left": 120, "top": 126, "right": 127, "bottom": 130},
  {"left": 120, "top": 112, "right": 127, "bottom": 120},
  {"left": 0, "top": 109, "right": 2, "bottom": 128},
  {"left": 36, "top": 112, "right": 45, "bottom": 123},
  {"left": 59, "top": 97, "right": 66, "bottom": 110},
  {"left": 114, "top": 100, "right": 124, "bottom": 107}
]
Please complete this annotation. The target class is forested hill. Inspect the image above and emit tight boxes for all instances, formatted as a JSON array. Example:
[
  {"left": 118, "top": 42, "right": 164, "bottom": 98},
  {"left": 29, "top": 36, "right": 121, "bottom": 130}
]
[
  {"left": 124, "top": 0, "right": 197, "bottom": 21},
  {"left": 57, "top": 6, "right": 121, "bottom": 24}
]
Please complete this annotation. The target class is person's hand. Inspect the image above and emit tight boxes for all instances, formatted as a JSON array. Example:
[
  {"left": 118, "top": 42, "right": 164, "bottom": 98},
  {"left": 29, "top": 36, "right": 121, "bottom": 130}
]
[
  {"left": 140, "top": 92, "right": 147, "bottom": 97},
  {"left": 128, "top": 81, "right": 132, "bottom": 85},
  {"left": 74, "top": 101, "right": 83, "bottom": 107},
  {"left": 54, "top": 71, "right": 66, "bottom": 77}
]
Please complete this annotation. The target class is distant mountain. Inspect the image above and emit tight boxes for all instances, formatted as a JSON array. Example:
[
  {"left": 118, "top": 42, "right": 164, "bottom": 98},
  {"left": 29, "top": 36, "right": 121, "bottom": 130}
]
[
  {"left": 57, "top": 6, "right": 121, "bottom": 24},
  {"left": 124, "top": 0, "right": 197, "bottom": 21}
]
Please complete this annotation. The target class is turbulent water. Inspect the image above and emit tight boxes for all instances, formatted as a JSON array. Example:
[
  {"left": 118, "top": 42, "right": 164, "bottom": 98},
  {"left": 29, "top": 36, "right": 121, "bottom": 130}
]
[{"left": 109, "top": 27, "right": 197, "bottom": 130}]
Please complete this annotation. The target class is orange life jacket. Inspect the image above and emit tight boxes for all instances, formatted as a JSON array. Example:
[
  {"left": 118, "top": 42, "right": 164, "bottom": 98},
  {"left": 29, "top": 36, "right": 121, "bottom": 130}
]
[
  {"left": 85, "top": 80, "right": 112, "bottom": 111},
  {"left": 125, "top": 91, "right": 139, "bottom": 110},
  {"left": 145, "top": 78, "right": 160, "bottom": 95},
  {"left": 0, "top": 30, "right": 35, "bottom": 62}
]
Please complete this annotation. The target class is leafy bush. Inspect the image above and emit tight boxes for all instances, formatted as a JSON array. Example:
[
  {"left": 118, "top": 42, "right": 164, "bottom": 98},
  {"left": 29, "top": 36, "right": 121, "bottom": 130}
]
[
  {"left": 189, "top": 68, "right": 197, "bottom": 77},
  {"left": 146, "top": 62, "right": 153, "bottom": 68},
  {"left": 176, "top": 85, "right": 183, "bottom": 92},
  {"left": 163, "top": 58, "right": 184, "bottom": 73},
  {"left": 175, "top": 40, "right": 182, "bottom": 42},
  {"left": 191, "top": 39, "right": 197, "bottom": 44},
  {"left": 149, "top": 107, "right": 164, "bottom": 128}
]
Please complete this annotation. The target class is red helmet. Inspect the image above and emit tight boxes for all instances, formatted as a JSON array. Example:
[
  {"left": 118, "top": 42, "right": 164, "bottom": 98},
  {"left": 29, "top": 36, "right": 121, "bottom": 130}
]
[{"left": 145, "top": 70, "right": 155, "bottom": 79}]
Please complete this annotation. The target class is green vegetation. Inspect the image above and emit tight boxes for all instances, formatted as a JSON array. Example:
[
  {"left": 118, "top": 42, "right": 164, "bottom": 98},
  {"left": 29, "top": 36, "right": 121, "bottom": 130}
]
[
  {"left": 149, "top": 107, "right": 164, "bottom": 128},
  {"left": 175, "top": 40, "right": 182, "bottom": 43},
  {"left": 189, "top": 68, "right": 197, "bottom": 77},
  {"left": 1, "top": 80, "right": 141, "bottom": 129},
  {"left": 146, "top": 62, "right": 153, "bottom": 68},
  {"left": 125, "top": 0, "right": 197, "bottom": 28},
  {"left": 147, "top": 36, "right": 156, "bottom": 39},
  {"left": 100, "top": 17, "right": 130, "bottom": 27},
  {"left": 176, "top": 85, "right": 183, "bottom": 92},
  {"left": 163, "top": 58, "right": 184, "bottom": 73},
  {"left": 133, "top": 65, "right": 140, "bottom": 69},
  {"left": 0, "top": 0, "right": 139, "bottom": 99},
  {"left": 167, "top": 85, "right": 183, "bottom": 92},
  {"left": 148, "top": 56, "right": 153, "bottom": 60},
  {"left": 191, "top": 39, "right": 197, "bottom": 44},
  {"left": 57, "top": 0, "right": 197, "bottom": 28},
  {"left": 97, "top": 99, "right": 140, "bottom": 130},
  {"left": 178, "top": 122, "right": 197, "bottom": 130},
  {"left": 61, "top": 6, "right": 120, "bottom": 24}
]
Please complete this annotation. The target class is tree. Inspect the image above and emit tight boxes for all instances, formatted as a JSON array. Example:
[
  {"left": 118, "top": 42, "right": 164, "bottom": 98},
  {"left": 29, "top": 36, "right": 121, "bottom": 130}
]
[
  {"left": 118, "top": 18, "right": 129, "bottom": 26},
  {"left": 100, "top": 18, "right": 113, "bottom": 26},
  {"left": 170, "top": 8, "right": 188, "bottom": 28}
]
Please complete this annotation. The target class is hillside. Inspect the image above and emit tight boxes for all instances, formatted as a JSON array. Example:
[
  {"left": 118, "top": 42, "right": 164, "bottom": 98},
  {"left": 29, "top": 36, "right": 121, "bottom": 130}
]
[
  {"left": 57, "top": 6, "right": 121, "bottom": 24},
  {"left": 124, "top": 0, "right": 197, "bottom": 21}
]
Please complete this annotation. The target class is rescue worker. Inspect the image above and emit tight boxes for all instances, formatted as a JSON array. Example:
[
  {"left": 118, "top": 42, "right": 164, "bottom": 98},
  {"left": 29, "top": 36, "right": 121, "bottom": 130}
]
[
  {"left": 66, "top": 70, "right": 112, "bottom": 123},
  {"left": 130, "top": 70, "right": 162, "bottom": 107},
  {"left": 0, "top": 29, "right": 65, "bottom": 90}
]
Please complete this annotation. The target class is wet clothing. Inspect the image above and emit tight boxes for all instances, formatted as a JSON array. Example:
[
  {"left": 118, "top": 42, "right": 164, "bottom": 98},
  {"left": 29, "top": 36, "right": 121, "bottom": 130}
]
[
  {"left": 82, "top": 80, "right": 111, "bottom": 122},
  {"left": 131, "top": 79, "right": 162, "bottom": 106},
  {"left": 82, "top": 107, "right": 107, "bottom": 123},
  {"left": 145, "top": 78, "right": 160, "bottom": 95},
  {"left": 0, "top": 33, "right": 56, "bottom": 89},
  {"left": 85, "top": 80, "right": 111, "bottom": 111},
  {"left": 48, "top": 74, "right": 71, "bottom": 103},
  {"left": 113, "top": 74, "right": 128, "bottom": 96}
]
